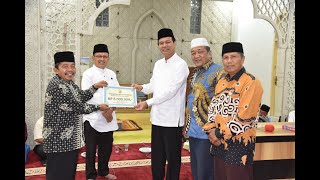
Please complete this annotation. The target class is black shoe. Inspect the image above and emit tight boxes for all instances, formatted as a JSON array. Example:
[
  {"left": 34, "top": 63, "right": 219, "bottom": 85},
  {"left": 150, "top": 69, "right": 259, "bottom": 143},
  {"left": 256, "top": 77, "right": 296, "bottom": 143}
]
[{"left": 41, "top": 159, "right": 47, "bottom": 166}]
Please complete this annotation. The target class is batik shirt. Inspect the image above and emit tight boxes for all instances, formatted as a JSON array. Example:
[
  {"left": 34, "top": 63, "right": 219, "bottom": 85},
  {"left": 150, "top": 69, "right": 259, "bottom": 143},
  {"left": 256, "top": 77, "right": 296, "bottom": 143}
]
[
  {"left": 185, "top": 61, "right": 225, "bottom": 139},
  {"left": 43, "top": 74, "right": 100, "bottom": 153},
  {"left": 203, "top": 67, "right": 263, "bottom": 166}
]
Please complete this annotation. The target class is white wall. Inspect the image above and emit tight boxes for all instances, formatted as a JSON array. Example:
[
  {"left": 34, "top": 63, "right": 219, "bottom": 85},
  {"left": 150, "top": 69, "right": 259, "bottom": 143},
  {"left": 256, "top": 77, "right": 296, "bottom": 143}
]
[{"left": 232, "top": 0, "right": 274, "bottom": 108}]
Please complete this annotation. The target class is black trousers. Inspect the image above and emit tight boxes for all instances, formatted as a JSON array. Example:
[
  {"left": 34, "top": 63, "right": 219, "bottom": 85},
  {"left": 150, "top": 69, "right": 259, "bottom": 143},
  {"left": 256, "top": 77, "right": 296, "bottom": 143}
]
[
  {"left": 46, "top": 149, "right": 79, "bottom": 180},
  {"left": 33, "top": 144, "right": 47, "bottom": 162},
  {"left": 151, "top": 125, "right": 183, "bottom": 180},
  {"left": 214, "top": 156, "right": 253, "bottom": 180},
  {"left": 84, "top": 121, "right": 114, "bottom": 179}
]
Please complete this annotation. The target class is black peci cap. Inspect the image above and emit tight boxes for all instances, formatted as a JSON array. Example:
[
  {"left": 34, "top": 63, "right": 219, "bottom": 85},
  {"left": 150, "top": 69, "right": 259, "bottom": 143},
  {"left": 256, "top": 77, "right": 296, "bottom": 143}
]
[
  {"left": 222, "top": 42, "right": 243, "bottom": 56},
  {"left": 54, "top": 51, "right": 75, "bottom": 64},
  {"left": 158, "top": 28, "right": 175, "bottom": 40},
  {"left": 93, "top": 44, "right": 109, "bottom": 55}
]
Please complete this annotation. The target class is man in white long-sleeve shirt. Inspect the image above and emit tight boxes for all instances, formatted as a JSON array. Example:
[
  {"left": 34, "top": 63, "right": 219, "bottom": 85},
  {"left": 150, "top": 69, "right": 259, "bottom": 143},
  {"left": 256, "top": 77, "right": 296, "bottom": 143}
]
[
  {"left": 81, "top": 44, "right": 118, "bottom": 180},
  {"left": 132, "top": 28, "right": 189, "bottom": 180},
  {"left": 33, "top": 116, "right": 47, "bottom": 166},
  {"left": 287, "top": 110, "right": 295, "bottom": 122}
]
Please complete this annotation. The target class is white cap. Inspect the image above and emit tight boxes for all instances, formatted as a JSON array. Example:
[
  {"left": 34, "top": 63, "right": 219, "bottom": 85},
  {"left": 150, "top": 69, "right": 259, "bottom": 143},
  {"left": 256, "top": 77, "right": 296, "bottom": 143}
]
[{"left": 191, "top": 38, "right": 209, "bottom": 49}]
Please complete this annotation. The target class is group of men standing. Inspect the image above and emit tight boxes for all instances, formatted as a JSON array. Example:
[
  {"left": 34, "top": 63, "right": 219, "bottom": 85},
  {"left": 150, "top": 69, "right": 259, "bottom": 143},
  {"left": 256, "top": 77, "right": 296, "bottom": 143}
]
[{"left": 40, "top": 27, "right": 263, "bottom": 180}]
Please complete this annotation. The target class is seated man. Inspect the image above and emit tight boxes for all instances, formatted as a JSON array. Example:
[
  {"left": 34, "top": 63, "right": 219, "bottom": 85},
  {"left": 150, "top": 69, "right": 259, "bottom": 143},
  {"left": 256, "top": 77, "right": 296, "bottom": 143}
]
[
  {"left": 258, "top": 104, "right": 272, "bottom": 122},
  {"left": 287, "top": 110, "right": 295, "bottom": 122},
  {"left": 25, "top": 120, "right": 27, "bottom": 143},
  {"left": 25, "top": 120, "right": 30, "bottom": 164},
  {"left": 33, "top": 116, "right": 47, "bottom": 166},
  {"left": 25, "top": 144, "right": 30, "bottom": 164}
]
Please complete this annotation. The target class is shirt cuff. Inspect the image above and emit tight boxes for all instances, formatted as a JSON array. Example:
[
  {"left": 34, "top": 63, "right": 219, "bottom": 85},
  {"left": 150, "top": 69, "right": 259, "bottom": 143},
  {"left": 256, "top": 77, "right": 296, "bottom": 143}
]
[
  {"left": 95, "top": 104, "right": 100, "bottom": 111},
  {"left": 146, "top": 99, "right": 154, "bottom": 106},
  {"left": 141, "top": 85, "right": 146, "bottom": 93},
  {"left": 92, "top": 84, "right": 98, "bottom": 90}
]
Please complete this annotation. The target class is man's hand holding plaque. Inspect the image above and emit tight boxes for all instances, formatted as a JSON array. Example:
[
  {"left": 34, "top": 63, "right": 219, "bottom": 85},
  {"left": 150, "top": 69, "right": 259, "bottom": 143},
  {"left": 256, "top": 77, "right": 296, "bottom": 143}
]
[
  {"left": 134, "top": 101, "right": 148, "bottom": 111},
  {"left": 102, "top": 107, "right": 114, "bottom": 122},
  {"left": 94, "top": 80, "right": 108, "bottom": 89}
]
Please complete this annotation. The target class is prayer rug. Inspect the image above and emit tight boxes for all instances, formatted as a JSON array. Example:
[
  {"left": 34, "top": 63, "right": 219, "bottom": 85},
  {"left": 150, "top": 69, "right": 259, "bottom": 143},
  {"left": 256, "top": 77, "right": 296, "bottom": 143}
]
[{"left": 117, "top": 119, "right": 143, "bottom": 131}]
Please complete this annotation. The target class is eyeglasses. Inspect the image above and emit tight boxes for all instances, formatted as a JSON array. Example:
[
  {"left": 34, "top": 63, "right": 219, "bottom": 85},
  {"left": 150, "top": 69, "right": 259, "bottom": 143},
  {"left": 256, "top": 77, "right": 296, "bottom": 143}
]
[
  {"left": 94, "top": 55, "right": 109, "bottom": 59},
  {"left": 222, "top": 55, "right": 240, "bottom": 61}
]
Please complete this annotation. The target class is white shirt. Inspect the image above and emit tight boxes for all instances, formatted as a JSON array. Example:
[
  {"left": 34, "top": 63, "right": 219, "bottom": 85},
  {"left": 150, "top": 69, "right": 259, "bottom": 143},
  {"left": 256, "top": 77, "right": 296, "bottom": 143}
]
[
  {"left": 142, "top": 53, "right": 189, "bottom": 127},
  {"left": 288, "top": 110, "right": 295, "bottom": 122},
  {"left": 34, "top": 116, "right": 43, "bottom": 145},
  {"left": 81, "top": 65, "right": 119, "bottom": 132}
]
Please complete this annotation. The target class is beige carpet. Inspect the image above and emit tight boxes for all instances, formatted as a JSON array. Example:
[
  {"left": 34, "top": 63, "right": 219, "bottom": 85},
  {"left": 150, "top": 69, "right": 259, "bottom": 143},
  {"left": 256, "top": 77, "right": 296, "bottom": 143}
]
[{"left": 114, "top": 112, "right": 151, "bottom": 144}]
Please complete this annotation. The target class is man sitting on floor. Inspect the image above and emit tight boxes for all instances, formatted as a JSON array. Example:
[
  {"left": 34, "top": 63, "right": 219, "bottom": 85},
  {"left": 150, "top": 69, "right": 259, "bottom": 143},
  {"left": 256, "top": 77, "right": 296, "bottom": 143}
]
[
  {"left": 33, "top": 116, "right": 47, "bottom": 166},
  {"left": 25, "top": 120, "right": 30, "bottom": 164},
  {"left": 287, "top": 110, "right": 295, "bottom": 122}
]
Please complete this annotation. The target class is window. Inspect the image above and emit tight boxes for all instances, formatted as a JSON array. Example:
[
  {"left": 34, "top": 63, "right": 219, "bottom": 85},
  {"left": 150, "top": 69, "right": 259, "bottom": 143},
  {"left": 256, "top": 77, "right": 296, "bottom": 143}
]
[
  {"left": 190, "top": 0, "right": 202, "bottom": 34},
  {"left": 96, "top": 0, "right": 109, "bottom": 27}
]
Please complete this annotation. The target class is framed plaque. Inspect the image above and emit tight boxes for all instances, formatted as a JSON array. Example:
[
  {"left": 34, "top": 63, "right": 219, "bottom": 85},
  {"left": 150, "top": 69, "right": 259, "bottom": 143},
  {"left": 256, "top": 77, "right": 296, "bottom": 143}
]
[{"left": 103, "top": 86, "right": 137, "bottom": 107}]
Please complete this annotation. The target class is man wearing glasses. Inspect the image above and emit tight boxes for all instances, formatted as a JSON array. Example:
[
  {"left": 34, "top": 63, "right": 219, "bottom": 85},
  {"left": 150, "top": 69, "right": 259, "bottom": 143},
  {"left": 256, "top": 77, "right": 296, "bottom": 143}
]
[{"left": 81, "top": 44, "right": 118, "bottom": 180}]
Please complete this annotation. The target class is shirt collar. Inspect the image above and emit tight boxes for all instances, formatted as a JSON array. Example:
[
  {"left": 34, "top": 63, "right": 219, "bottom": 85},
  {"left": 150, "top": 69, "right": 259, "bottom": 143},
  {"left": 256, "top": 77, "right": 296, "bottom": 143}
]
[
  {"left": 225, "top": 67, "right": 246, "bottom": 81},
  {"left": 194, "top": 61, "right": 214, "bottom": 73},
  {"left": 93, "top": 65, "right": 105, "bottom": 73},
  {"left": 163, "top": 53, "right": 177, "bottom": 63},
  {"left": 55, "top": 74, "right": 73, "bottom": 83}
]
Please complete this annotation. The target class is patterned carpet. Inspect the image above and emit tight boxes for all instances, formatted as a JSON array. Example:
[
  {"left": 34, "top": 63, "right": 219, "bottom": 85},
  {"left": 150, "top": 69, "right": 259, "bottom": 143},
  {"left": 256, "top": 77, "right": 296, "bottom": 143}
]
[
  {"left": 25, "top": 156, "right": 191, "bottom": 176},
  {"left": 25, "top": 142, "right": 191, "bottom": 178},
  {"left": 25, "top": 113, "right": 193, "bottom": 179}
]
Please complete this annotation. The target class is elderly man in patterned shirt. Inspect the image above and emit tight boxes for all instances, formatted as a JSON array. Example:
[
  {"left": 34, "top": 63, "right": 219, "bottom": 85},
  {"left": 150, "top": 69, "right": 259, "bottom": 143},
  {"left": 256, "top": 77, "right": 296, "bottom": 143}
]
[
  {"left": 184, "top": 37, "right": 225, "bottom": 180},
  {"left": 43, "top": 51, "right": 111, "bottom": 180},
  {"left": 203, "top": 42, "right": 263, "bottom": 180}
]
